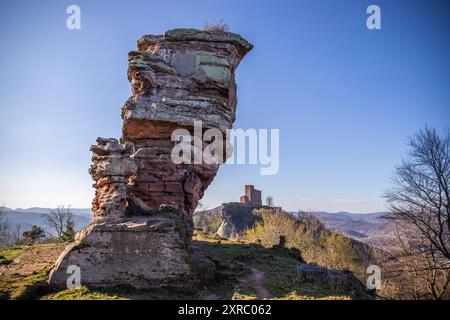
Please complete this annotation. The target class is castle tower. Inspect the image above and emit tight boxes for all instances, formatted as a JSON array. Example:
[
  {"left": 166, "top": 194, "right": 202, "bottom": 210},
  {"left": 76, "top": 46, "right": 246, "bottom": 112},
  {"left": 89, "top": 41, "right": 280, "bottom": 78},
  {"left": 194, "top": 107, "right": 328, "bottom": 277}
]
[{"left": 240, "top": 185, "right": 262, "bottom": 206}]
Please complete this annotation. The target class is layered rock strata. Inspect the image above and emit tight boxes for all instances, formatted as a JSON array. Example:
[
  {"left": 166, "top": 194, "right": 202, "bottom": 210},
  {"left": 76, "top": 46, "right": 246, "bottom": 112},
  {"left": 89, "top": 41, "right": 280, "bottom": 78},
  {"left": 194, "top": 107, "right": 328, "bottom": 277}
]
[{"left": 49, "top": 28, "right": 252, "bottom": 288}]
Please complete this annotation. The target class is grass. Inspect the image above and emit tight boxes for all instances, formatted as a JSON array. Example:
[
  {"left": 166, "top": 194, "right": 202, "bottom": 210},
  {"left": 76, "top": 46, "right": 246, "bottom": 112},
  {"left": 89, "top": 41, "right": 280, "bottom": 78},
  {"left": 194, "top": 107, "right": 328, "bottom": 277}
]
[
  {"left": 0, "top": 243, "right": 65, "bottom": 300},
  {"left": 0, "top": 263, "right": 51, "bottom": 300},
  {"left": 0, "top": 233, "right": 368, "bottom": 300},
  {"left": 44, "top": 285, "right": 203, "bottom": 300},
  {"left": 0, "top": 245, "right": 28, "bottom": 265},
  {"left": 193, "top": 231, "right": 360, "bottom": 300},
  {"left": 245, "top": 250, "right": 356, "bottom": 300},
  {"left": 272, "top": 292, "right": 352, "bottom": 300},
  {"left": 45, "top": 286, "right": 121, "bottom": 300}
]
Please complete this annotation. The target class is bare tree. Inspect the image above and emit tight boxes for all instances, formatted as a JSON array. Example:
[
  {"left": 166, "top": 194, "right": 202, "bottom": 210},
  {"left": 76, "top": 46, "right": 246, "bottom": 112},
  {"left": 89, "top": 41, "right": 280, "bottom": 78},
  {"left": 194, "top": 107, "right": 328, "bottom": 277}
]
[
  {"left": 0, "top": 207, "right": 12, "bottom": 247},
  {"left": 265, "top": 195, "right": 274, "bottom": 207},
  {"left": 42, "top": 206, "right": 74, "bottom": 238},
  {"left": 0, "top": 207, "right": 7, "bottom": 231},
  {"left": 384, "top": 127, "right": 450, "bottom": 299},
  {"left": 13, "top": 224, "right": 22, "bottom": 244},
  {"left": 381, "top": 221, "right": 450, "bottom": 299}
]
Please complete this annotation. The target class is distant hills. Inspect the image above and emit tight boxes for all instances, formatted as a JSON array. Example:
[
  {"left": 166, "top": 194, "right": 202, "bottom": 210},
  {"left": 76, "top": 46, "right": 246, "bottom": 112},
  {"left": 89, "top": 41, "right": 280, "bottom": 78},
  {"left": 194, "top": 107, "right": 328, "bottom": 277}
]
[
  {"left": 1, "top": 206, "right": 396, "bottom": 247},
  {"left": 0, "top": 207, "right": 92, "bottom": 235},
  {"left": 306, "top": 211, "right": 397, "bottom": 248},
  {"left": 195, "top": 205, "right": 396, "bottom": 249}
]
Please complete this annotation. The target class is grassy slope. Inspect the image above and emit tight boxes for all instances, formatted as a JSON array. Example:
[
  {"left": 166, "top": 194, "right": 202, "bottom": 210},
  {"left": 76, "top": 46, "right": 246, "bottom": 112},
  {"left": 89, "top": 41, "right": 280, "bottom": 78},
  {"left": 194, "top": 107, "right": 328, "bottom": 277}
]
[
  {"left": 0, "top": 246, "right": 24, "bottom": 265},
  {"left": 192, "top": 232, "right": 355, "bottom": 300},
  {"left": 0, "top": 234, "right": 364, "bottom": 300},
  {"left": 0, "top": 243, "right": 66, "bottom": 299}
]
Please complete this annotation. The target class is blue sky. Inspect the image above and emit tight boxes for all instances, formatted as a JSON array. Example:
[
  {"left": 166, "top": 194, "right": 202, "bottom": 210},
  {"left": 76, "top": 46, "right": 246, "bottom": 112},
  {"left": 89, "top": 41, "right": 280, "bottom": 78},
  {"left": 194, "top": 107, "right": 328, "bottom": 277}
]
[{"left": 0, "top": 0, "right": 449, "bottom": 212}]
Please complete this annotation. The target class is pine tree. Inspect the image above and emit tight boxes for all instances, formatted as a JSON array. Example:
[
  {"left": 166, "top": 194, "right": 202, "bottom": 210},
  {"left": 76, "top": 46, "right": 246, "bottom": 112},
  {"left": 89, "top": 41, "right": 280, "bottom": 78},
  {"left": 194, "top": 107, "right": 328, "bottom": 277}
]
[{"left": 60, "top": 218, "right": 75, "bottom": 242}]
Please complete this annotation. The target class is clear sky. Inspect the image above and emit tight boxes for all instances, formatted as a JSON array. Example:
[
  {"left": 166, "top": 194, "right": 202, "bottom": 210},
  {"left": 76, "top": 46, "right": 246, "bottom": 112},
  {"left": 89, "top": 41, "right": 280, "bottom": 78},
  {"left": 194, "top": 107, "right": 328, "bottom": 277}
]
[{"left": 0, "top": 0, "right": 449, "bottom": 212}]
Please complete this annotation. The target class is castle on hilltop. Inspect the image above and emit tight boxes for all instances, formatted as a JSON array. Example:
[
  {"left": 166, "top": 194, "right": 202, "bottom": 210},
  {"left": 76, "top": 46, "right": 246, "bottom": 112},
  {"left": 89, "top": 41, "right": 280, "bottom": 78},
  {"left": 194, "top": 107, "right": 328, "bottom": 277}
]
[
  {"left": 239, "top": 185, "right": 262, "bottom": 206},
  {"left": 215, "top": 184, "right": 281, "bottom": 238}
]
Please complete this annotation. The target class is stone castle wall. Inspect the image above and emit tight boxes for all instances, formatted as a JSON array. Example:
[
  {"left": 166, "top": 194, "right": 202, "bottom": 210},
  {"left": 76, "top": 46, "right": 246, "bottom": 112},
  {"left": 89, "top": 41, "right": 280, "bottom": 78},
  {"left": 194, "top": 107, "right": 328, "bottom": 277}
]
[{"left": 240, "top": 185, "right": 262, "bottom": 206}]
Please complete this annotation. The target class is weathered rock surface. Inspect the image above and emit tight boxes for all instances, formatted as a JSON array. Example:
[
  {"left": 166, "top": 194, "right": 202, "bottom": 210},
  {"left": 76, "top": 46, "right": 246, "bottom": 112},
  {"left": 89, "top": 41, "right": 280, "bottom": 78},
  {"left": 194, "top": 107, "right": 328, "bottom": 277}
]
[
  {"left": 195, "top": 202, "right": 280, "bottom": 239},
  {"left": 49, "top": 28, "right": 252, "bottom": 288},
  {"left": 50, "top": 215, "right": 193, "bottom": 288},
  {"left": 216, "top": 203, "right": 265, "bottom": 239},
  {"left": 298, "top": 263, "right": 366, "bottom": 296},
  {"left": 194, "top": 186, "right": 281, "bottom": 239}
]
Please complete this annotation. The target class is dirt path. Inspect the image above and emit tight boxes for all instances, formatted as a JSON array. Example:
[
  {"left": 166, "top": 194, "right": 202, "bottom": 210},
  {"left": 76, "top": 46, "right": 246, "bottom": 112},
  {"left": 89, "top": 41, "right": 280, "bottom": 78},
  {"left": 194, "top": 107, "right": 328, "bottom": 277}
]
[{"left": 249, "top": 268, "right": 271, "bottom": 299}]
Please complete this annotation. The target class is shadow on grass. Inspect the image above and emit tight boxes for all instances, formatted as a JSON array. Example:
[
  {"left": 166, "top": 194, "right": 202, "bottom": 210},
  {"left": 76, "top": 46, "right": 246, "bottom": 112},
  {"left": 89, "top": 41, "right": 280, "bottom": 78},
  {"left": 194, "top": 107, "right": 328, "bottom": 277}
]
[{"left": 1, "top": 237, "right": 369, "bottom": 300}]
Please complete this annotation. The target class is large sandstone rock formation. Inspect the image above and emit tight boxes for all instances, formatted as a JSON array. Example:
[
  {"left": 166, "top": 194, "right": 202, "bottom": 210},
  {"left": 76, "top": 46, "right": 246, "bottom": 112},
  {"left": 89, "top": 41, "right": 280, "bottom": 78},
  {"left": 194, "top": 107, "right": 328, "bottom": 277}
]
[{"left": 49, "top": 28, "right": 252, "bottom": 288}]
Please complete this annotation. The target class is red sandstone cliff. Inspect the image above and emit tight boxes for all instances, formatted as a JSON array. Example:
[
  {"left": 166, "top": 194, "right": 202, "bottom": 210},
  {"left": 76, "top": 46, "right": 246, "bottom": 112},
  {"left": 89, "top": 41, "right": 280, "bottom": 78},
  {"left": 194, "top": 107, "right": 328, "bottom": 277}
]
[{"left": 49, "top": 29, "right": 252, "bottom": 288}]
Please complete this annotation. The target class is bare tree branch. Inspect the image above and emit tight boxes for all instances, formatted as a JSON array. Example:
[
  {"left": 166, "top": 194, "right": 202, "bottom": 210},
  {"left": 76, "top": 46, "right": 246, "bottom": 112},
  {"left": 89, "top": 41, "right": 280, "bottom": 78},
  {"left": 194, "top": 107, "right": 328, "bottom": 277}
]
[
  {"left": 42, "top": 206, "right": 74, "bottom": 239},
  {"left": 383, "top": 127, "right": 450, "bottom": 299}
]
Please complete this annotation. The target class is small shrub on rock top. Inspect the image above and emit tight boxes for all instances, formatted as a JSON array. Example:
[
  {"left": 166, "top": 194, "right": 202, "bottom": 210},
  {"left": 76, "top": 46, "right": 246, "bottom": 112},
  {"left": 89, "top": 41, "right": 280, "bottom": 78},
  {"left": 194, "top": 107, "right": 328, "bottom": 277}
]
[{"left": 203, "top": 20, "right": 229, "bottom": 32}]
